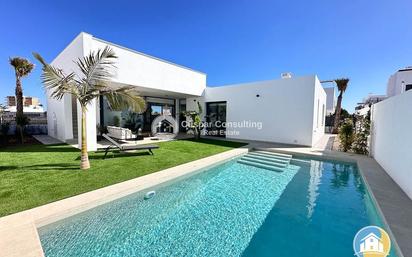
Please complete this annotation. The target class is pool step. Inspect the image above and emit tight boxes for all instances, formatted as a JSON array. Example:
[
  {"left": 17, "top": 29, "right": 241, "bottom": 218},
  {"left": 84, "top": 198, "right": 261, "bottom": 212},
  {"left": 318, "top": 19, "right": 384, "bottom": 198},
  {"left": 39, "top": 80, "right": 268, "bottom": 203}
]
[
  {"left": 247, "top": 153, "right": 290, "bottom": 163},
  {"left": 251, "top": 151, "right": 292, "bottom": 160},
  {"left": 237, "top": 151, "right": 293, "bottom": 172},
  {"left": 241, "top": 156, "right": 286, "bottom": 168},
  {"left": 238, "top": 159, "right": 284, "bottom": 172}
]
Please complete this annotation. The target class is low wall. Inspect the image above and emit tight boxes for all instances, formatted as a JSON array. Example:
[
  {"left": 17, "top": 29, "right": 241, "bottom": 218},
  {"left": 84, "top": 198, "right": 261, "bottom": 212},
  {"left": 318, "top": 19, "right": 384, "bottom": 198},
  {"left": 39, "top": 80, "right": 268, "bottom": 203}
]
[
  {"left": 2, "top": 125, "right": 48, "bottom": 135},
  {"left": 370, "top": 91, "right": 412, "bottom": 199}
]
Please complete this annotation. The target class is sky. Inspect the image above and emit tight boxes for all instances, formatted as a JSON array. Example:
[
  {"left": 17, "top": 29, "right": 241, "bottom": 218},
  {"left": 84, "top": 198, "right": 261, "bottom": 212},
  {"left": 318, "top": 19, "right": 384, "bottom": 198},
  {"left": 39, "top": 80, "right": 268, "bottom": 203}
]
[{"left": 0, "top": 0, "right": 411, "bottom": 112}]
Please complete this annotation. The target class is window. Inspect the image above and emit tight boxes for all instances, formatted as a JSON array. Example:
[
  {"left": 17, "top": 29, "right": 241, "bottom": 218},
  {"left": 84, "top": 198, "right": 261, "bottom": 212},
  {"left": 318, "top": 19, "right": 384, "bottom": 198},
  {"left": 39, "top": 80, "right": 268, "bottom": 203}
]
[
  {"left": 405, "top": 84, "right": 412, "bottom": 92},
  {"left": 206, "top": 102, "right": 227, "bottom": 137},
  {"left": 151, "top": 105, "right": 162, "bottom": 115}
]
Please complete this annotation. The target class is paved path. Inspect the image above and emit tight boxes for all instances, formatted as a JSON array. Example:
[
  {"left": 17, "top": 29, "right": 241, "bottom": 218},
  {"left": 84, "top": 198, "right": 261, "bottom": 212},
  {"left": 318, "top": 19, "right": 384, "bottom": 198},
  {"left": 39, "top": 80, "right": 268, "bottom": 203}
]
[
  {"left": 313, "top": 133, "right": 336, "bottom": 150},
  {"left": 32, "top": 135, "right": 62, "bottom": 145}
]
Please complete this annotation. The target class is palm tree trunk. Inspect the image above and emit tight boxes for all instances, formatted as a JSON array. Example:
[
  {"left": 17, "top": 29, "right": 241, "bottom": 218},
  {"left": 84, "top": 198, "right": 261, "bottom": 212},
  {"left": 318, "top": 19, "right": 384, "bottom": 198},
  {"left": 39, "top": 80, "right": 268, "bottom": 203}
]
[
  {"left": 333, "top": 92, "right": 343, "bottom": 133},
  {"left": 15, "top": 76, "right": 24, "bottom": 118},
  {"left": 15, "top": 76, "right": 24, "bottom": 143},
  {"left": 80, "top": 107, "right": 90, "bottom": 170}
]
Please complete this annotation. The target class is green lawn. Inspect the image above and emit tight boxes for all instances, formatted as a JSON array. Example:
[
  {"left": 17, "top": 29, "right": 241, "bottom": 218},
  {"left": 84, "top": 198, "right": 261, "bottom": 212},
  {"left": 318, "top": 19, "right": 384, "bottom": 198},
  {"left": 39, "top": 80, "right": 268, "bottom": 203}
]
[{"left": 0, "top": 139, "right": 246, "bottom": 217}]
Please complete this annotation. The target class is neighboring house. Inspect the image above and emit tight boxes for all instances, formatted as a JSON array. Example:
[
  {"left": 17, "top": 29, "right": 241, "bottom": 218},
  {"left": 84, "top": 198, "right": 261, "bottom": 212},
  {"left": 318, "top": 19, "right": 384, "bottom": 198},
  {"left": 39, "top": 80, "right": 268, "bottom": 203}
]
[
  {"left": 355, "top": 94, "right": 387, "bottom": 116},
  {"left": 3, "top": 96, "right": 46, "bottom": 124},
  {"left": 323, "top": 86, "right": 336, "bottom": 115},
  {"left": 359, "top": 233, "right": 384, "bottom": 253},
  {"left": 5, "top": 96, "right": 44, "bottom": 113},
  {"left": 386, "top": 67, "right": 412, "bottom": 97},
  {"left": 46, "top": 32, "right": 326, "bottom": 150},
  {"left": 6, "top": 95, "right": 41, "bottom": 107},
  {"left": 355, "top": 66, "right": 412, "bottom": 117}
]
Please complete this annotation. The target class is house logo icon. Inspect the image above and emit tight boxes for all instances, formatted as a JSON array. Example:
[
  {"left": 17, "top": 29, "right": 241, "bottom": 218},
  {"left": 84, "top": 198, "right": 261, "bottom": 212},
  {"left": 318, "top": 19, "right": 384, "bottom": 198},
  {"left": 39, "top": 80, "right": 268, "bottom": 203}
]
[
  {"left": 151, "top": 115, "right": 178, "bottom": 139},
  {"left": 353, "top": 226, "right": 391, "bottom": 257}
]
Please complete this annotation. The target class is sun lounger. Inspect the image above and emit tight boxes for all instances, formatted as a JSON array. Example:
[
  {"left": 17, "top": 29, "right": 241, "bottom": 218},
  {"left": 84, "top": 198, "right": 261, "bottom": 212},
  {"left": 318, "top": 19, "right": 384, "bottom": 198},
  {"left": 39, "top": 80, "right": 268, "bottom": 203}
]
[{"left": 102, "top": 134, "right": 159, "bottom": 159}]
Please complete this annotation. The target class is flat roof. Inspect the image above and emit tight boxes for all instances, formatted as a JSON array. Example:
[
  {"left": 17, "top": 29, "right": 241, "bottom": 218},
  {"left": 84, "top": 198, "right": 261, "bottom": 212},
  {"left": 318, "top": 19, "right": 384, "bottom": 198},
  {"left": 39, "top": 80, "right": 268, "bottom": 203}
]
[
  {"left": 90, "top": 33, "right": 206, "bottom": 76},
  {"left": 398, "top": 67, "right": 412, "bottom": 72}
]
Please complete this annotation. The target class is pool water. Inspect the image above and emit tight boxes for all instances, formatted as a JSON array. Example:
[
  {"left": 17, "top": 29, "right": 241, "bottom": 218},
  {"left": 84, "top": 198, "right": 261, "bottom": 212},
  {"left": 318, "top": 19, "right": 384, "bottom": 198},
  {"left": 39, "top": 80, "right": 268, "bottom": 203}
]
[{"left": 39, "top": 157, "right": 399, "bottom": 257}]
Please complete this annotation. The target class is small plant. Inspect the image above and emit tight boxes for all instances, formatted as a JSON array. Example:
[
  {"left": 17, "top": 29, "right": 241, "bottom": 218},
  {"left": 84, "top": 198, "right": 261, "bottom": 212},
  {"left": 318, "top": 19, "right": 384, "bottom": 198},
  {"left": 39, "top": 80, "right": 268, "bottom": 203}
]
[
  {"left": 338, "top": 118, "right": 354, "bottom": 152},
  {"left": 352, "top": 116, "right": 370, "bottom": 155},
  {"left": 123, "top": 111, "right": 143, "bottom": 132},
  {"left": 97, "top": 124, "right": 108, "bottom": 135},
  {"left": 96, "top": 123, "right": 108, "bottom": 141},
  {"left": 112, "top": 116, "right": 120, "bottom": 127},
  {"left": 183, "top": 101, "right": 204, "bottom": 140},
  {"left": 1, "top": 122, "right": 10, "bottom": 145}
]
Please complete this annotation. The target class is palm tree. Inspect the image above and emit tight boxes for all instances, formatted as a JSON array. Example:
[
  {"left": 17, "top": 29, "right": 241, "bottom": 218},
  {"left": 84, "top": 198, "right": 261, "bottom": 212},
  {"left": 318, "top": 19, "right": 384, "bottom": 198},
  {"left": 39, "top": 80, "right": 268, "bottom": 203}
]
[
  {"left": 9, "top": 57, "right": 34, "bottom": 143},
  {"left": 332, "top": 78, "right": 350, "bottom": 133},
  {"left": 34, "top": 47, "right": 146, "bottom": 169}
]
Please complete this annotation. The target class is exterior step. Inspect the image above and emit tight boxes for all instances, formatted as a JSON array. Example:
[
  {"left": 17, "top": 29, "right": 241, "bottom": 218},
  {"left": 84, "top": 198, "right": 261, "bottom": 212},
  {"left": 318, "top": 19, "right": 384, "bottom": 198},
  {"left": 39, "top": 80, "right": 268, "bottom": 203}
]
[
  {"left": 254, "top": 151, "right": 292, "bottom": 159},
  {"left": 238, "top": 159, "right": 284, "bottom": 172},
  {"left": 248, "top": 152, "right": 291, "bottom": 163},
  {"left": 241, "top": 156, "right": 286, "bottom": 167}
]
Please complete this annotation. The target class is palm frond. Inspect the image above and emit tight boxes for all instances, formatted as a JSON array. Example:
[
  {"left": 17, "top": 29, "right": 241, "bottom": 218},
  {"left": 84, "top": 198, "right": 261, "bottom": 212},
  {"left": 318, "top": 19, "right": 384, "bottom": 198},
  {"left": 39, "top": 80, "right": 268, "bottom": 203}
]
[
  {"left": 102, "top": 86, "right": 146, "bottom": 114},
  {"left": 76, "top": 46, "right": 117, "bottom": 87},
  {"left": 33, "top": 52, "right": 78, "bottom": 100},
  {"left": 9, "top": 57, "right": 34, "bottom": 77}
]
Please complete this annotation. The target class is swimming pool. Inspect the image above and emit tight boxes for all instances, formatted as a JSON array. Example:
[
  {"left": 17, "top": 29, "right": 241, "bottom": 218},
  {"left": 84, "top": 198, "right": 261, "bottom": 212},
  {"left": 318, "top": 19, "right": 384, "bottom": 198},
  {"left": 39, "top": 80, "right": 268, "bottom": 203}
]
[{"left": 38, "top": 153, "right": 399, "bottom": 257}]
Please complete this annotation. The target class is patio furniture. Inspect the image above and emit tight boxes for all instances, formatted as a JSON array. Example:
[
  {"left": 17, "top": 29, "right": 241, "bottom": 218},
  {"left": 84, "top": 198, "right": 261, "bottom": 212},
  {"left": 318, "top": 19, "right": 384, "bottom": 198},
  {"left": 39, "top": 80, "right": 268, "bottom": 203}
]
[
  {"left": 102, "top": 134, "right": 159, "bottom": 159},
  {"left": 107, "top": 126, "right": 136, "bottom": 140}
]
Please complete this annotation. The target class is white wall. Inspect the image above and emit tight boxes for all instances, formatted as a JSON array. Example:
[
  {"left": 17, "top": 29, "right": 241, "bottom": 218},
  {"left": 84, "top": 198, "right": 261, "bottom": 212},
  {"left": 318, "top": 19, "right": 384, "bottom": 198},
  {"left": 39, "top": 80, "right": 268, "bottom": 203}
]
[
  {"left": 87, "top": 35, "right": 206, "bottom": 96},
  {"left": 324, "top": 87, "right": 336, "bottom": 115},
  {"left": 371, "top": 90, "right": 412, "bottom": 199},
  {"left": 312, "top": 79, "right": 327, "bottom": 145},
  {"left": 48, "top": 33, "right": 98, "bottom": 150},
  {"left": 48, "top": 33, "right": 85, "bottom": 143},
  {"left": 187, "top": 75, "right": 325, "bottom": 146}
]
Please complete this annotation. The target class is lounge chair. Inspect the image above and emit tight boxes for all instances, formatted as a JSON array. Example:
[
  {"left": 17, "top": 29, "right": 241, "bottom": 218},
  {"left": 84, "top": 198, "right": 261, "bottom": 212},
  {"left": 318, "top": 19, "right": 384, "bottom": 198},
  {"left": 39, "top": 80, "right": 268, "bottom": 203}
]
[{"left": 102, "top": 134, "right": 159, "bottom": 159}]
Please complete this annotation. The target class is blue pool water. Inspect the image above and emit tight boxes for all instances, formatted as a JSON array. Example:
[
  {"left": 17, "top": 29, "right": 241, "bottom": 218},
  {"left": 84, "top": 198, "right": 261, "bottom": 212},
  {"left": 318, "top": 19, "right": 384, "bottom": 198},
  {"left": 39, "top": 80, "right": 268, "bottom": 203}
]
[{"left": 39, "top": 157, "right": 399, "bottom": 257}]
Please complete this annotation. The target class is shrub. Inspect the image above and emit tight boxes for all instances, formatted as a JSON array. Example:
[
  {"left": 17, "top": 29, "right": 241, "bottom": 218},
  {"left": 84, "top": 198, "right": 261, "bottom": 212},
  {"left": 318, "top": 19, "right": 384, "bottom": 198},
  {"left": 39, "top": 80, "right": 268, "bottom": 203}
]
[
  {"left": 1, "top": 122, "right": 10, "bottom": 136},
  {"left": 352, "top": 116, "right": 370, "bottom": 155},
  {"left": 16, "top": 114, "right": 30, "bottom": 127},
  {"left": 339, "top": 118, "right": 354, "bottom": 152}
]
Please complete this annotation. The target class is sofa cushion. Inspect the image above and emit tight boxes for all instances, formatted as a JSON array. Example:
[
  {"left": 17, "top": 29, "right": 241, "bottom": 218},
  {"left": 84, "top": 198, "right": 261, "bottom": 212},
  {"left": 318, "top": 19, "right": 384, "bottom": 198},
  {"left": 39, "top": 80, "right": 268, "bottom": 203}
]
[{"left": 107, "top": 126, "right": 135, "bottom": 140}]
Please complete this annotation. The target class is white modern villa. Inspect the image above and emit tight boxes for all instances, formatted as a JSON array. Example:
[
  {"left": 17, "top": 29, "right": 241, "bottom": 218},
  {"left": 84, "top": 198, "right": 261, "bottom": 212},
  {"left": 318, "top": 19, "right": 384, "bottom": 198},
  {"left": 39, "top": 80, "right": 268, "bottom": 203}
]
[{"left": 47, "top": 32, "right": 326, "bottom": 150}]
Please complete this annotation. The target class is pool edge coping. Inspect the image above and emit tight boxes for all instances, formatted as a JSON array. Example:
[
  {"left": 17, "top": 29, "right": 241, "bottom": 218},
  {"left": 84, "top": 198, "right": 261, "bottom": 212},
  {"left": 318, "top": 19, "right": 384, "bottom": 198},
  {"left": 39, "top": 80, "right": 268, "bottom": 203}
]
[{"left": 0, "top": 147, "right": 249, "bottom": 257}]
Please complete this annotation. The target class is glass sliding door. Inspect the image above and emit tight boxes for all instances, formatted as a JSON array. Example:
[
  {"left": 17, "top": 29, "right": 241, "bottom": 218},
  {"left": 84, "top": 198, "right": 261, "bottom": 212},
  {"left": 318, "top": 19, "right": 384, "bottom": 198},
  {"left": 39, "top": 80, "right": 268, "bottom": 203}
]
[
  {"left": 206, "top": 102, "right": 227, "bottom": 137},
  {"left": 101, "top": 96, "right": 176, "bottom": 134},
  {"left": 143, "top": 98, "right": 176, "bottom": 132}
]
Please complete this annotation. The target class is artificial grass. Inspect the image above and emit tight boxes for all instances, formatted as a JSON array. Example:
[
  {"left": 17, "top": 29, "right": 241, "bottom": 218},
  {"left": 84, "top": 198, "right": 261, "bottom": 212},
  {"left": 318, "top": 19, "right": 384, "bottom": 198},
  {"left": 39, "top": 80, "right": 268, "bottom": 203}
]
[{"left": 0, "top": 138, "right": 246, "bottom": 217}]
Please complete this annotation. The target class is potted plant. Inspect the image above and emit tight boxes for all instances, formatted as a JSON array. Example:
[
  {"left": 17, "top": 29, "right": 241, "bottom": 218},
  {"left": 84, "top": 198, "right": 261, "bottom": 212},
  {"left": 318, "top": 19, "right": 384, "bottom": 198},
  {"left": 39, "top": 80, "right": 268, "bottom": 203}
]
[{"left": 96, "top": 124, "right": 107, "bottom": 141}]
